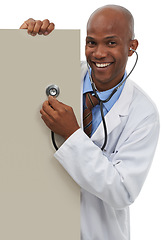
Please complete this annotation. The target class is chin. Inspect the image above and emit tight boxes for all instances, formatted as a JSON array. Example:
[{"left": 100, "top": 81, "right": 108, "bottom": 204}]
[{"left": 92, "top": 72, "right": 112, "bottom": 84}]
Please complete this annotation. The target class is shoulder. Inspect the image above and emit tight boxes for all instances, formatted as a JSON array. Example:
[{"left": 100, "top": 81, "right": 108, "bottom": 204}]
[
  {"left": 130, "top": 80, "right": 158, "bottom": 115},
  {"left": 125, "top": 80, "right": 159, "bottom": 127}
]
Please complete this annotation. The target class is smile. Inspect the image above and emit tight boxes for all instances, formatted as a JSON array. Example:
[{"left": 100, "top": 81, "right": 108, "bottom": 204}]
[{"left": 95, "top": 62, "right": 112, "bottom": 68}]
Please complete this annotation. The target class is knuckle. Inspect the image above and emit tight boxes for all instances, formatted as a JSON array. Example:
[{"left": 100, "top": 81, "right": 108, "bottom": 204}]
[
  {"left": 67, "top": 106, "right": 73, "bottom": 112},
  {"left": 49, "top": 23, "right": 55, "bottom": 29},
  {"left": 40, "top": 26, "right": 46, "bottom": 32},
  {"left": 58, "top": 108, "right": 65, "bottom": 115},
  {"left": 28, "top": 18, "right": 35, "bottom": 21},
  {"left": 29, "top": 20, "right": 35, "bottom": 27},
  {"left": 36, "top": 20, "right": 42, "bottom": 25},
  {"left": 47, "top": 23, "right": 55, "bottom": 33},
  {"left": 43, "top": 19, "right": 50, "bottom": 24},
  {"left": 25, "top": 18, "right": 34, "bottom": 24}
]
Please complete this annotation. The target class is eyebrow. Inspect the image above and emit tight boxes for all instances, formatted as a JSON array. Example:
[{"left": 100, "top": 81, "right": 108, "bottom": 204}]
[
  {"left": 86, "top": 36, "right": 119, "bottom": 40},
  {"left": 105, "top": 36, "right": 119, "bottom": 40}
]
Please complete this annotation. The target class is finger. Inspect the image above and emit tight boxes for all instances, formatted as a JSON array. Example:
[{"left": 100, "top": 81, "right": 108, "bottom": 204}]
[
  {"left": 20, "top": 18, "right": 34, "bottom": 29},
  {"left": 40, "top": 19, "right": 50, "bottom": 34},
  {"left": 48, "top": 96, "right": 67, "bottom": 111},
  {"left": 42, "top": 100, "right": 57, "bottom": 118},
  {"left": 41, "top": 102, "right": 59, "bottom": 133},
  {"left": 40, "top": 108, "right": 54, "bottom": 129},
  {"left": 32, "top": 20, "right": 43, "bottom": 36},
  {"left": 40, "top": 107, "right": 51, "bottom": 119},
  {"left": 20, "top": 18, "right": 36, "bottom": 35},
  {"left": 27, "top": 21, "right": 35, "bottom": 35},
  {"left": 44, "top": 22, "right": 55, "bottom": 35},
  {"left": 41, "top": 19, "right": 55, "bottom": 35}
]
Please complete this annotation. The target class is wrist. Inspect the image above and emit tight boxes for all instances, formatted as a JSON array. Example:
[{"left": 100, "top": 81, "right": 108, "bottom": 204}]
[{"left": 64, "top": 126, "right": 80, "bottom": 140}]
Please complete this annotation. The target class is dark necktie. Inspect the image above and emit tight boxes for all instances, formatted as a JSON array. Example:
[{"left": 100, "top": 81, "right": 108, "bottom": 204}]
[{"left": 83, "top": 92, "right": 99, "bottom": 137}]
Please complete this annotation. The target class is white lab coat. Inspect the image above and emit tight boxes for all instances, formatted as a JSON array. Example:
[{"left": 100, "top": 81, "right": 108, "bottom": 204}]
[{"left": 55, "top": 62, "right": 160, "bottom": 240}]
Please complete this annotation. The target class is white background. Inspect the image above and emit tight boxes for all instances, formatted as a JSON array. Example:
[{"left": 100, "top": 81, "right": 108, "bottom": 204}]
[{"left": 0, "top": 0, "right": 162, "bottom": 239}]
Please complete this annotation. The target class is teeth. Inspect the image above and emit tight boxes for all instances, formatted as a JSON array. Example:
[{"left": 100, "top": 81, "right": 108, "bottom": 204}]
[{"left": 96, "top": 63, "right": 111, "bottom": 68}]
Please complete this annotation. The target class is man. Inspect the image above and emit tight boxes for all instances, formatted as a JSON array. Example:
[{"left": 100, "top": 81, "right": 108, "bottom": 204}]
[{"left": 20, "top": 5, "right": 159, "bottom": 240}]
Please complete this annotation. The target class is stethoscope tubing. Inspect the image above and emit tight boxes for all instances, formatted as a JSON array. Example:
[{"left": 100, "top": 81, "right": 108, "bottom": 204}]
[
  {"left": 87, "top": 49, "right": 138, "bottom": 150},
  {"left": 50, "top": 50, "right": 138, "bottom": 151}
]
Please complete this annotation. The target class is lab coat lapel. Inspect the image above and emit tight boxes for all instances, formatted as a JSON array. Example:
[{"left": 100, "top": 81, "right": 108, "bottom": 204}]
[{"left": 91, "top": 79, "right": 134, "bottom": 143}]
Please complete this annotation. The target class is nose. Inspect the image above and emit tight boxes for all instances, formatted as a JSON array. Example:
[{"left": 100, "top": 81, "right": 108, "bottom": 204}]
[{"left": 93, "top": 44, "right": 107, "bottom": 59}]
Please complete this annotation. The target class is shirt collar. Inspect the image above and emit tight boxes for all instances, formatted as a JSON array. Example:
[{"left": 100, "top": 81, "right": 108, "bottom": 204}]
[{"left": 83, "top": 70, "right": 127, "bottom": 111}]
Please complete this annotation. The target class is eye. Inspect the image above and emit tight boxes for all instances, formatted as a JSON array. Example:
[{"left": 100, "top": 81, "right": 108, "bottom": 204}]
[
  {"left": 110, "top": 41, "right": 116, "bottom": 45},
  {"left": 86, "top": 39, "right": 96, "bottom": 47},
  {"left": 106, "top": 40, "right": 117, "bottom": 47},
  {"left": 107, "top": 41, "right": 116, "bottom": 47}
]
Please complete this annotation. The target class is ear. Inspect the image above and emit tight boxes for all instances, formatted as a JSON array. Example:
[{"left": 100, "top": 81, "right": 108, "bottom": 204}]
[{"left": 128, "top": 39, "right": 139, "bottom": 56}]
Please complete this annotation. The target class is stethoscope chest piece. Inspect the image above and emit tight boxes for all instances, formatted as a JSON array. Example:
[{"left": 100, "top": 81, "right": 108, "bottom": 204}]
[{"left": 46, "top": 84, "right": 60, "bottom": 97}]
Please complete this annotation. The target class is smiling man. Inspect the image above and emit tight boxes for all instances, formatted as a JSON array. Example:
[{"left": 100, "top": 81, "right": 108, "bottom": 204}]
[
  {"left": 85, "top": 5, "right": 138, "bottom": 91},
  {"left": 21, "top": 5, "right": 159, "bottom": 240}
]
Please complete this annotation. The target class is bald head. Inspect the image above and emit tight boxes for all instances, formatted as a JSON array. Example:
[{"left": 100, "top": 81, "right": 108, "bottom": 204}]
[
  {"left": 85, "top": 4, "right": 138, "bottom": 90},
  {"left": 87, "top": 5, "right": 135, "bottom": 40}
]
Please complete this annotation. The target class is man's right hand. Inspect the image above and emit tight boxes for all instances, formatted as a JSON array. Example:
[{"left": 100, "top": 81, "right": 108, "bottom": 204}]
[{"left": 20, "top": 18, "right": 55, "bottom": 36}]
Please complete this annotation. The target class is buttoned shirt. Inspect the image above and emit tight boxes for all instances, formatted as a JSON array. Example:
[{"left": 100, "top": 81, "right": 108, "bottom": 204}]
[{"left": 83, "top": 70, "right": 127, "bottom": 135}]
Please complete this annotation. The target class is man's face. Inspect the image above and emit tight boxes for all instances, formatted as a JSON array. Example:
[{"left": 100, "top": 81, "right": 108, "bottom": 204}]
[{"left": 85, "top": 10, "right": 131, "bottom": 91}]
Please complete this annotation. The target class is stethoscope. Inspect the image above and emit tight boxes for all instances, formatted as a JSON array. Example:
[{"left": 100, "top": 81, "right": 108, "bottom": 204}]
[
  {"left": 46, "top": 48, "right": 138, "bottom": 151},
  {"left": 86, "top": 48, "right": 138, "bottom": 151}
]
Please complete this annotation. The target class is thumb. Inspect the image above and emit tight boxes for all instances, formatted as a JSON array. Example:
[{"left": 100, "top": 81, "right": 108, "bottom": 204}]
[
  {"left": 19, "top": 22, "right": 28, "bottom": 29},
  {"left": 48, "top": 96, "right": 61, "bottom": 110}
]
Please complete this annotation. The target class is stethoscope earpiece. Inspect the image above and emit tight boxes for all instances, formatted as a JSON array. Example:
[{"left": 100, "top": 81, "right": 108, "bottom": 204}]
[{"left": 130, "top": 48, "right": 135, "bottom": 52}]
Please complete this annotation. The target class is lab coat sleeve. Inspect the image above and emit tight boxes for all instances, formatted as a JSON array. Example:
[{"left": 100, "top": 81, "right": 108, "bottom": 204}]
[{"left": 54, "top": 114, "right": 159, "bottom": 209}]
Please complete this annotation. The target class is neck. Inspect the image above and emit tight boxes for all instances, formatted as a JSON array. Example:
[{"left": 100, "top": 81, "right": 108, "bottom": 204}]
[{"left": 91, "top": 72, "right": 126, "bottom": 92}]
